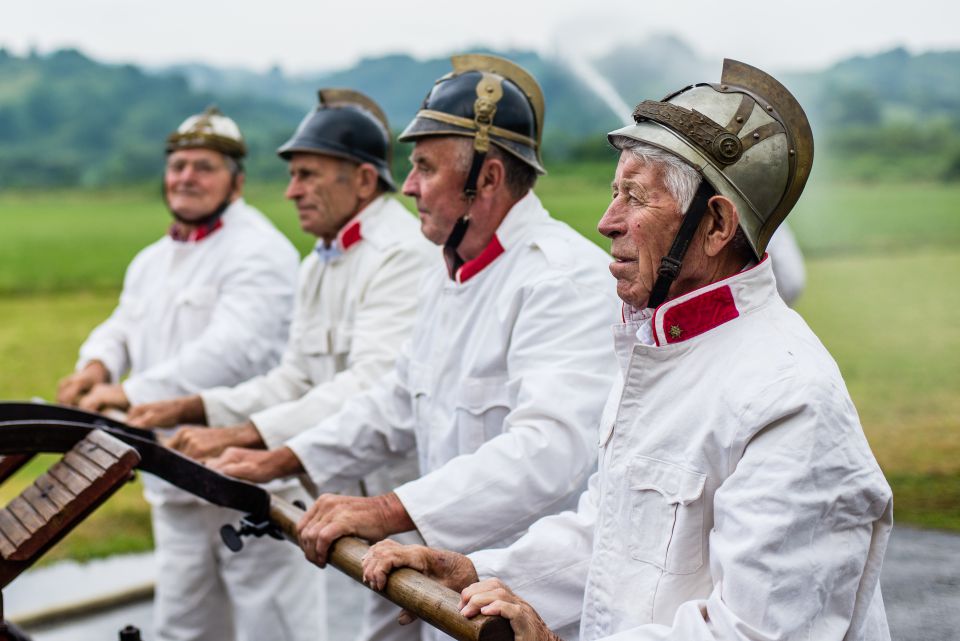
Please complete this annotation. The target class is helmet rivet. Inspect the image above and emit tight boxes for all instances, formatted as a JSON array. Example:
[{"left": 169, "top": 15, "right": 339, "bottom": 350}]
[
  {"left": 789, "top": 149, "right": 796, "bottom": 156},
  {"left": 736, "top": 116, "right": 744, "bottom": 123},
  {"left": 753, "top": 132, "right": 761, "bottom": 139},
  {"left": 766, "top": 105, "right": 774, "bottom": 112}
]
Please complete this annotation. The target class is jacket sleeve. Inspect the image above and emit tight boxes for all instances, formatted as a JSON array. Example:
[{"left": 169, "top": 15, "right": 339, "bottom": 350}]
[
  {"left": 121, "top": 244, "right": 299, "bottom": 405},
  {"left": 469, "top": 470, "right": 600, "bottom": 632},
  {"left": 77, "top": 295, "right": 134, "bottom": 383},
  {"left": 76, "top": 252, "right": 149, "bottom": 381},
  {"left": 250, "top": 244, "right": 428, "bottom": 449},
  {"left": 597, "top": 387, "right": 893, "bottom": 641},
  {"left": 284, "top": 349, "right": 420, "bottom": 489},
  {"left": 393, "top": 275, "right": 615, "bottom": 552}
]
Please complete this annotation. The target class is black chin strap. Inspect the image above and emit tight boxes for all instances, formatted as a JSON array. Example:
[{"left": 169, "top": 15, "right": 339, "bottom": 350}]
[
  {"left": 443, "top": 150, "right": 487, "bottom": 279},
  {"left": 646, "top": 180, "right": 716, "bottom": 309}
]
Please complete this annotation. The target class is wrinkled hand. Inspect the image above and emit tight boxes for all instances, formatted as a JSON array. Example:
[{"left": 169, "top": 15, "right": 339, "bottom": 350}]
[
  {"left": 128, "top": 395, "right": 203, "bottom": 428},
  {"left": 460, "top": 579, "right": 560, "bottom": 641},
  {"left": 206, "top": 446, "right": 302, "bottom": 483},
  {"left": 298, "top": 493, "right": 414, "bottom": 568},
  {"left": 361, "top": 539, "right": 478, "bottom": 593},
  {"left": 164, "top": 423, "right": 264, "bottom": 461},
  {"left": 78, "top": 383, "right": 129, "bottom": 413},
  {"left": 57, "top": 361, "right": 109, "bottom": 406}
]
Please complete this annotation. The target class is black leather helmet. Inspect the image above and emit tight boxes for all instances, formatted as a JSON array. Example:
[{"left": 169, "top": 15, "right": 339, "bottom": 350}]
[
  {"left": 278, "top": 89, "right": 396, "bottom": 192},
  {"left": 399, "top": 54, "right": 545, "bottom": 175}
]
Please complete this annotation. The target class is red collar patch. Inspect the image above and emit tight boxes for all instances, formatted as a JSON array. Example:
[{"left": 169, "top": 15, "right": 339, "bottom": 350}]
[
  {"left": 338, "top": 220, "right": 363, "bottom": 251},
  {"left": 169, "top": 218, "right": 224, "bottom": 243},
  {"left": 655, "top": 285, "right": 739, "bottom": 345},
  {"left": 456, "top": 235, "right": 505, "bottom": 284}
]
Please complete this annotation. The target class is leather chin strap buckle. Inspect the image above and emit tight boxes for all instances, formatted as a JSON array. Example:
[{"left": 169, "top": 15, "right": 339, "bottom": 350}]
[{"left": 657, "top": 256, "right": 683, "bottom": 280}]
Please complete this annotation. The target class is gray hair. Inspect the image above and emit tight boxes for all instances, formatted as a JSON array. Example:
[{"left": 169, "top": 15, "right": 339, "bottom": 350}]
[{"left": 609, "top": 137, "right": 701, "bottom": 214}]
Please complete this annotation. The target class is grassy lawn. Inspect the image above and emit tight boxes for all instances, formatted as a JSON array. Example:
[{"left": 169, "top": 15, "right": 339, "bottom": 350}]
[{"left": 0, "top": 168, "right": 957, "bottom": 563}]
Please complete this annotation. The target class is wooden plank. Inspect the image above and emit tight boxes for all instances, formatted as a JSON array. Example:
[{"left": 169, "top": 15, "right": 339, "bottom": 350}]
[
  {"left": 0, "top": 527, "right": 17, "bottom": 558},
  {"left": 7, "top": 497, "right": 44, "bottom": 535},
  {"left": 0, "top": 509, "right": 30, "bottom": 550},
  {"left": 21, "top": 484, "right": 59, "bottom": 522},
  {"left": 86, "top": 429, "right": 136, "bottom": 459},
  {"left": 61, "top": 450, "right": 104, "bottom": 483},
  {"left": 48, "top": 460, "right": 95, "bottom": 496},
  {"left": 78, "top": 442, "right": 119, "bottom": 470},
  {"left": 33, "top": 472, "right": 75, "bottom": 511}
]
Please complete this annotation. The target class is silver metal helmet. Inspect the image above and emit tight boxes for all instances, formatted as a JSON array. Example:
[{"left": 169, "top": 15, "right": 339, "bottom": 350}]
[
  {"left": 608, "top": 59, "right": 814, "bottom": 257},
  {"left": 166, "top": 105, "right": 247, "bottom": 159}
]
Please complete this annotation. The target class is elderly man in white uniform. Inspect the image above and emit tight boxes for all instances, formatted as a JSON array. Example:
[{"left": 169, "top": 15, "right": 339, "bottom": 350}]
[
  {"left": 55, "top": 108, "right": 320, "bottom": 641},
  {"left": 360, "top": 60, "right": 894, "bottom": 641},
  {"left": 208, "top": 55, "right": 618, "bottom": 641},
  {"left": 124, "top": 90, "right": 431, "bottom": 641}
]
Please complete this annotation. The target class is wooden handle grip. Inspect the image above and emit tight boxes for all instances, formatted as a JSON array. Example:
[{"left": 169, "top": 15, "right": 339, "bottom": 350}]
[{"left": 268, "top": 496, "right": 512, "bottom": 641}]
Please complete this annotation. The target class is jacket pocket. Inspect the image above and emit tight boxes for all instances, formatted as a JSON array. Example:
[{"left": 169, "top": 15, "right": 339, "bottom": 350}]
[
  {"left": 627, "top": 456, "right": 706, "bottom": 574},
  {"left": 301, "top": 325, "right": 350, "bottom": 374},
  {"left": 174, "top": 285, "right": 216, "bottom": 334},
  {"left": 454, "top": 375, "right": 514, "bottom": 453}
]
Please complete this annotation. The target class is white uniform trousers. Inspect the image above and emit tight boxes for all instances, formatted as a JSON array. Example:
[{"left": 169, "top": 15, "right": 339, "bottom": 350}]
[{"left": 152, "top": 500, "right": 324, "bottom": 641}]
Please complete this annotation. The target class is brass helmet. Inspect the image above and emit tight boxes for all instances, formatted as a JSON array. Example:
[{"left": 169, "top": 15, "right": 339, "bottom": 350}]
[
  {"left": 608, "top": 59, "right": 813, "bottom": 257},
  {"left": 278, "top": 89, "right": 396, "bottom": 192},
  {"left": 166, "top": 106, "right": 246, "bottom": 160},
  {"left": 399, "top": 53, "right": 546, "bottom": 176}
]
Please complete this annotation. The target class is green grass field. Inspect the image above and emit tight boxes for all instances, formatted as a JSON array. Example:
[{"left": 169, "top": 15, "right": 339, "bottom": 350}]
[{"left": 1, "top": 163, "right": 958, "bottom": 563}]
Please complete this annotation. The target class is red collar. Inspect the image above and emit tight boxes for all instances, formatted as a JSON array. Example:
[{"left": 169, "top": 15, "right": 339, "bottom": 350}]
[
  {"left": 649, "top": 255, "right": 772, "bottom": 346},
  {"left": 169, "top": 218, "right": 224, "bottom": 243},
  {"left": 337, "top": 219, "right": 363, "bottom": 251},
  {"left": 454, "top": 235, "right": 505, "bottom": 283}
]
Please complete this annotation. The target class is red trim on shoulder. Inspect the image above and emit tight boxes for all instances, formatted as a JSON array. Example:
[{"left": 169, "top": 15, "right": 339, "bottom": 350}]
[
  {"left": 339, "top": 220, "right": 363, "bottom": 251},
  {"left": 661, "top": 285, "right": 739, "bottom": 344},
  {"left": 456, "top": 235, "right": 505, "bottom": 283}
]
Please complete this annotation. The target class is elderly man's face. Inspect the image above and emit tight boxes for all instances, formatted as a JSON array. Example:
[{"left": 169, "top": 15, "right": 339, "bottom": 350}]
[
  {"left": 598, "top": 152, "right": 686, "bottom": 308},
  {"left": 164, "top": 148, "right": 236, "bottom": 220},
  {"left": 402, "top": 137, "right": 470, "bottom": 245},
  {"left": 284, "top": 153, "right": 363, "bottom": 242}
]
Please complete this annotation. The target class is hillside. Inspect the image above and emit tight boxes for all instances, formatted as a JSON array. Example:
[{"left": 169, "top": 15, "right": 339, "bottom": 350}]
[{"left": 1, "top": 43, "right": 959, "bottom": 187}]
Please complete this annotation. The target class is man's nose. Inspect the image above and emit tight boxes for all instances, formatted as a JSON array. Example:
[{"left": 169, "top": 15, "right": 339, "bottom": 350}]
[{"left": 597, "top": 203, "right": 623, "bottom": 239}]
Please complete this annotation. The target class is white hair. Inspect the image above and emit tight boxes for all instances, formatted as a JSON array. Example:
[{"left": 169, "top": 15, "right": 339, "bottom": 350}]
[{"left": 609, "top": 137, "right": 701, "bottom": 214}]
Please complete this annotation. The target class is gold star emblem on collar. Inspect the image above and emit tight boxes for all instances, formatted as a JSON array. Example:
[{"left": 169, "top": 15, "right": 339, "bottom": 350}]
[{"left": 669, "top": 324, "right": 683, "bottom": 339}]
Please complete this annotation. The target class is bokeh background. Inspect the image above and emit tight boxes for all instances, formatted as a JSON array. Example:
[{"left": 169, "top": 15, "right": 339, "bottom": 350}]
[{"left": 0, "top": 0, "right": 957, "bottom": 562}]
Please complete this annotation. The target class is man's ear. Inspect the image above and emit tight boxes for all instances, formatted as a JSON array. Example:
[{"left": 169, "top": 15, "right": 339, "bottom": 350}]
[
  {"left": 231, "top": 172, "right": 246, "bottom": 198},
  {"left": 477, "top": 155, "right": 506, "bottom": 197},
  {"left": 702, "top": 195, "right": 740, "bottom": 258},
  {"left": 355, "top": 163, "right": 380, "bottom": 200}
]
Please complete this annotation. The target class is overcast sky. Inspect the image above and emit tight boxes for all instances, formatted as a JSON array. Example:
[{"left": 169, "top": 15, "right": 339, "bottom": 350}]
[{"left": 3, "top": 0, "right": 958, "bottom": 74}]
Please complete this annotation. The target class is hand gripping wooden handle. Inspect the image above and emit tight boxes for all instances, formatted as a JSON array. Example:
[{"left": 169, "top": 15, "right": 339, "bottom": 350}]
[{"left": 268, "top": 496, "right": 513, "bottom": 641}]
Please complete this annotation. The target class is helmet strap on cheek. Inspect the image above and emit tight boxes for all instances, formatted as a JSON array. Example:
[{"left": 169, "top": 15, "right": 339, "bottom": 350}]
[
  {"left": 646, "top": 180, "right": 716, "bottom": 309},
  {"left": 443, "top": 139, "right": 488, "bottom": 279}
]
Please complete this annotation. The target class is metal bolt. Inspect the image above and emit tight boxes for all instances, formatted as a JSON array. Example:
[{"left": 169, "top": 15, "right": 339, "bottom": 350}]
[
  {"left": 789, "top": 149, "right": 796, "bottom": 156},
  {"left": 767, "top": 105, "right": 774, "bottom": 112},
  {"left": 753, "top": 132, "right": 761, "bottom": 139},
  {"left": 736, "top": 116, "right": 744, "bottom": 123}
]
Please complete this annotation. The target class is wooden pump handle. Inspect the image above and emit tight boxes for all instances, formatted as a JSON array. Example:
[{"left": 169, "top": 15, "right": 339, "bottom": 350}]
[{"left": 268, "top": 496, "right": 513, "bottom": 641}]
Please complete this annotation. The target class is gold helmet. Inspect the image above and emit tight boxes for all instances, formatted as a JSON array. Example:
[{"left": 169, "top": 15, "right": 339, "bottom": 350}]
[
  {"left": 608, "top": 59, "right": 813, "bottom": 257},
  {"left": 166, "top": 105, "right": 247, "bottom": 159}
]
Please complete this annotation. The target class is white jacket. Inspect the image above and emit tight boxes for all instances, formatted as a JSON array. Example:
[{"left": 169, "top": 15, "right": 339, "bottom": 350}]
[
  {"left": 470, "top": 257, "right": 893, "bottom": 641},
  {"left": 287, "top": 191, "right": 619, "bottom": 552},
  {"left": 77, "top": 198, "right": 300, "bottom": 502},
  {"left": 200, "top": 196, "right": 434, "bottom": 450}
]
